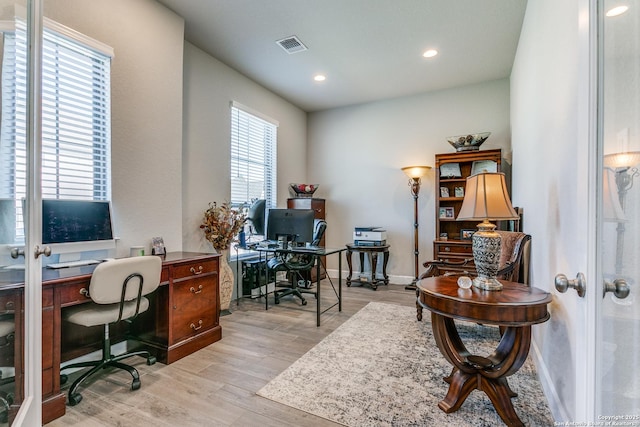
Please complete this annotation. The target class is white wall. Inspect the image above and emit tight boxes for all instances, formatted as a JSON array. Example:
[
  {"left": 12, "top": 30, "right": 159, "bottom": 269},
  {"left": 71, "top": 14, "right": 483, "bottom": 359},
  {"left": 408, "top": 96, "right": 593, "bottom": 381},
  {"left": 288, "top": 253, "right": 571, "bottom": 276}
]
[
  {"left": 181, "top": 42, "right": 307, "bottom": 253},
  {"left": 511, "top": 0, "right": 590, "bottom": 421},
  {"left": 307, "top": 79, "right": 512, "bottom": 281},
  {"left": 44, "top": 0, "right": 185, "bottom": 257}
]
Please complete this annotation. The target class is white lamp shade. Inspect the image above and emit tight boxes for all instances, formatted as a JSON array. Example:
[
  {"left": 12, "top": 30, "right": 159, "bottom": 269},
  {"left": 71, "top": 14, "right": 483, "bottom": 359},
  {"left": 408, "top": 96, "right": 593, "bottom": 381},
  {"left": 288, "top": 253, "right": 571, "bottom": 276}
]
[
  {"left": 604, "top": 151, "right": 640, "bottom": 169},
  {"left": 457, "top": 172, "right": 519, "bottom": 220},
  {"left": 402, "top": 165, "right": 431, "bottom": 179}
]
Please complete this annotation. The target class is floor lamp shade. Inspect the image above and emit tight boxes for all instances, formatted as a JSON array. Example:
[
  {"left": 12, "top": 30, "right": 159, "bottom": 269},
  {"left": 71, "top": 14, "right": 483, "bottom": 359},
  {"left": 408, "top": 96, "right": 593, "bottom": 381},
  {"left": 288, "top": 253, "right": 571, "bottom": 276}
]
[{"left": 457, "top": 172, "right": 519, "bottom": 290}]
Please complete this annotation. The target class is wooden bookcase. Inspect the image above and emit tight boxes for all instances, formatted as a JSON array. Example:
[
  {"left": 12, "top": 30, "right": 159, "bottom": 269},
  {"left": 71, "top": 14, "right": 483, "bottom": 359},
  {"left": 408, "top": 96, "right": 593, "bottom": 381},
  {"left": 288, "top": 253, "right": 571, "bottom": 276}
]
[{"left": 434, "top": 149, "right": 502, "bottom": 264}]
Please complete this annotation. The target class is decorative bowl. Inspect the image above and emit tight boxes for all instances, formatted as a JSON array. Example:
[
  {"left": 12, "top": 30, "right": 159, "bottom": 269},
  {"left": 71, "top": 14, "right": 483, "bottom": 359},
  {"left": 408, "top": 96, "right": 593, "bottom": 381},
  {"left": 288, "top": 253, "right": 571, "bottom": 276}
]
[
  {"left": 446, "top": 132, "right": 491, "bottom": 152},
  {"left": 289, "top": 183, "right": 319, "bottom": 198}
]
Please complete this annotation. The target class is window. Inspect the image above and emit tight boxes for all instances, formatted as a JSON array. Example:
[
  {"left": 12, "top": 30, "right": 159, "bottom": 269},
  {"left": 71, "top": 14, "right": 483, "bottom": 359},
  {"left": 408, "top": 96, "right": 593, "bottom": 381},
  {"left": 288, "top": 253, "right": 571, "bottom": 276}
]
[
  {"left": 230, "top": 102, "right": 278, "bottom": 237},
  {"left": 0, "top": 19, "right": 112, "bottom": 242}
]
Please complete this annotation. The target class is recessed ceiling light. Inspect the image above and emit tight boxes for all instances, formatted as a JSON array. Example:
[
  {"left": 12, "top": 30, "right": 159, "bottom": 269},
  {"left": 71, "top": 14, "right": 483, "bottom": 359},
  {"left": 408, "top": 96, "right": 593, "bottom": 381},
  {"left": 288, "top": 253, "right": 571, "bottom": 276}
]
[
  {"left": 423, "top": 49, "right": 438, "bottom": 58},
  {"left": 314, "top": 74, "right": 326, "bottom": 82},
  {"left": 606, "top": 5, "right": 629, "bottom": 17}
]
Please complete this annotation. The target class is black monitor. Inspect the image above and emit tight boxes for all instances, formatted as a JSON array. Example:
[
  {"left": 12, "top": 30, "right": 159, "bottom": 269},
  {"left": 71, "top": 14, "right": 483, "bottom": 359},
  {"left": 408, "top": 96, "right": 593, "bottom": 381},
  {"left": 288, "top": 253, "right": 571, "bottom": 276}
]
[
  {"left": 40, "top": 199, "right": 115, "bottom": 253},
  {"left": 247, "top": 199, "right": 266, "bottom": 236},
  {"left": 266, "top": 209, "right": 314, "bottom": 243}
]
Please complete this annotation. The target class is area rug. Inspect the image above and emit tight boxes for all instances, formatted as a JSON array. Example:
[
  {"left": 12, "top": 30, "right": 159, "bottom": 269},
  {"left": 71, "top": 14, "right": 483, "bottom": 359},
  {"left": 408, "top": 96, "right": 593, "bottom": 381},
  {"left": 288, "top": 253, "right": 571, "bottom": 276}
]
[{"left": 257, "top": 302, "right": 554, "bottom": 426}]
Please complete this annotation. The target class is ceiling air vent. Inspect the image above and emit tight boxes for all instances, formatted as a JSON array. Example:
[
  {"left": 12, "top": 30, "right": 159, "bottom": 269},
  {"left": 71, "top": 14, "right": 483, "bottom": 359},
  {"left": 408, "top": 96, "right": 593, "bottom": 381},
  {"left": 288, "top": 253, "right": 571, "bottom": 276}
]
[{"left": 276, "top": 35, "right": 308, "bottom": 54}]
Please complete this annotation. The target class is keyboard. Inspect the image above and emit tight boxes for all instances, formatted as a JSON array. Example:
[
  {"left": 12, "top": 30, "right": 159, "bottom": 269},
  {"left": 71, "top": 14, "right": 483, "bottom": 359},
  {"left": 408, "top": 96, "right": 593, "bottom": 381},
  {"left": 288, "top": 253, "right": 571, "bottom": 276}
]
[
  {"left": 2, "top": 264, "right": 25, "bottom": 270},
  {"left": 291, "top": 246, "right": 323, "bottom": 253},
  {"left": 46, "top": 259, "right": 101, "bottom": 269}
]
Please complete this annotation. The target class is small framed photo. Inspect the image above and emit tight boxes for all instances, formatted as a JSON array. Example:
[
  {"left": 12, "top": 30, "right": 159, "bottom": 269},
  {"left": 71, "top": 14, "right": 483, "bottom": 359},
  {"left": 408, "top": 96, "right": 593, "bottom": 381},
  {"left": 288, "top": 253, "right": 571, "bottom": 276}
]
[
  {"left": 439, "top": 207, "right": 455, "bottom": 219},
  {"left": 471, "top": 160, "right": 498, "bottom": 176},
  {"left": 152, "top": 236, "right": 166, "bottom": 256},
  {"left": 439, "top": 163, "right": 462, "bottom": 178},
  {"left": 460, "top": 229, "right": 475, "bottom": 240},
  {"left": 454, "top": 186, "right": 464, "bottom": 198},
  {"left": 440, "top": 187, "right": 450, "bottom": 198}
]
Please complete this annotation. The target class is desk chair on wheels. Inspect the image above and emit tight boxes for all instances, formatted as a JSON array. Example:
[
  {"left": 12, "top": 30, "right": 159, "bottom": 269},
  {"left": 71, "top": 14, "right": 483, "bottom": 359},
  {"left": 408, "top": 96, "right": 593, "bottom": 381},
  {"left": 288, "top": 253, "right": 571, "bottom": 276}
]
[
  {"left": 267, "top": 219, "right": 327, "bottom": 306},
  {"left": 60, "top": 256, "right": 162, "bottom": 406}
]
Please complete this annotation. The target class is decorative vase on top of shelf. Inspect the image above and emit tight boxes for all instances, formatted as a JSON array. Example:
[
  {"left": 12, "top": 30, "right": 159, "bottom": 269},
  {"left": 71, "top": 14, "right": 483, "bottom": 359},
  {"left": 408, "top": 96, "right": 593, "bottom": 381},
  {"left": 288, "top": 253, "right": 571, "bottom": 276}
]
[{"left": 200, "top": 201, "right": 246, "bottom": 314}]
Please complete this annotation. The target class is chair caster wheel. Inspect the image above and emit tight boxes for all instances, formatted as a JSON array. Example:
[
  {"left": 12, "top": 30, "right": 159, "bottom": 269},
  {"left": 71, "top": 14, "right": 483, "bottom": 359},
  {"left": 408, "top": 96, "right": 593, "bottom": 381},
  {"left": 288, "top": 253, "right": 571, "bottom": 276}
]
[
  {"left": 274, "top": 298, "right": 280, "bottom": 304},
  {"left": 131, "top": 379, "right": 141, "bottom": 391},
  {"left": 147, "top": 356, "right": 156, "bottom": 366},
  {"left": 68, "top": 392, "right": 83, "bottom": 406},
  {"left": 60, "top": 374, "right": 68, "bottom": 385},
  {"left": 301, "top": 299, "right": 307, "bottom": 306}
]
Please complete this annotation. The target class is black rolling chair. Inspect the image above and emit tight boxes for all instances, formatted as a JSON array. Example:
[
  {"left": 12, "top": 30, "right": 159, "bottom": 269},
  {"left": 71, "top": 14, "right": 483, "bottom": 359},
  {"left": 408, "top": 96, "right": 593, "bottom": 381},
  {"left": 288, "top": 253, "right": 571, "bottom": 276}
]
[
  {"left": 60, "top": 256, "right": 162, "bottom": 406},
  {"left": 267, "top": 219, "right": 327, "bottom": 306}
]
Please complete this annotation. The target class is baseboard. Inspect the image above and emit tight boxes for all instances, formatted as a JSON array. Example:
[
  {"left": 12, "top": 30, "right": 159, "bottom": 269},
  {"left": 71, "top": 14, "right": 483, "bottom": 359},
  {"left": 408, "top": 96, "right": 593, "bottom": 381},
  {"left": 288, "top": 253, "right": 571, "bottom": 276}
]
[{"left": 531, "top": 337, "right": 567, "bottom": 422}]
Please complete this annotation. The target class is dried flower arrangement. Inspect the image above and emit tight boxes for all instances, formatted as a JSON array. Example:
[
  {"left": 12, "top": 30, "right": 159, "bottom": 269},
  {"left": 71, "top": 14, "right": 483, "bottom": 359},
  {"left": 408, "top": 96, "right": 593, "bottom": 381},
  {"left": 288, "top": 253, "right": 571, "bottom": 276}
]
[{"left": 200, "top": 201, "right": 246, "bottom": 251}]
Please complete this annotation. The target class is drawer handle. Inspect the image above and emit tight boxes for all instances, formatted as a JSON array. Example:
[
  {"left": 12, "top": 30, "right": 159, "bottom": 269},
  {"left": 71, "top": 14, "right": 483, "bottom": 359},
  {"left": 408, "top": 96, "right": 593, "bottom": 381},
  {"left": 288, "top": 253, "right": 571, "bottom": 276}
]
[
  {"left": 190, "top": 320, "right": 203, "bottom": 331},
  {"left": 4, "top": 301, "right": 14, "bottom": 311},
  {"left": 443, "top": 247, "right": 451, "bottom": 252},
  {"left": 190, "top": 285, "right": 204, "bottom": 294},
  {"left": 190, "top": 266, "right": 204, "bottom": 275},
  {"left": 79, "top": 288, "right": 91, "bottom": 298}
]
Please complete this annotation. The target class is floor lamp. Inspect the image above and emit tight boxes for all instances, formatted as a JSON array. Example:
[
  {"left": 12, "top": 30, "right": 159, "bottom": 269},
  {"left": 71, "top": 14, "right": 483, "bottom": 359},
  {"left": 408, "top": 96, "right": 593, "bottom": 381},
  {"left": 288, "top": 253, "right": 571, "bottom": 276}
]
[
  {"left": 402, "top": 165, "right": 431, "bottom": 290},
  {"left": 604, "top": 151, "right": 640, "bottom": 274}
]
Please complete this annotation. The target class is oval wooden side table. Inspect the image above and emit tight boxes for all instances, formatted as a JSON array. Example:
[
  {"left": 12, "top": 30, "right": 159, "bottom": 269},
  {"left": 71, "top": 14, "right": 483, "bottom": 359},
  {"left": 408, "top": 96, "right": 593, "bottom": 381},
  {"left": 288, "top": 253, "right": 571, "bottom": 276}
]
[{"left": 416, "top": 276, "right": 551, "bottom": 427}]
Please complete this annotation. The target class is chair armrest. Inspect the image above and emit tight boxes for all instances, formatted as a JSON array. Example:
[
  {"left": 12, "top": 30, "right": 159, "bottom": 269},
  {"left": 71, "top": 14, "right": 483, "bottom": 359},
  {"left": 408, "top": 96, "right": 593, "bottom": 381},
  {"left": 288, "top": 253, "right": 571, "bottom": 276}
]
[{"left": 421, "top": 258, "right": 474, "bottom": 278}]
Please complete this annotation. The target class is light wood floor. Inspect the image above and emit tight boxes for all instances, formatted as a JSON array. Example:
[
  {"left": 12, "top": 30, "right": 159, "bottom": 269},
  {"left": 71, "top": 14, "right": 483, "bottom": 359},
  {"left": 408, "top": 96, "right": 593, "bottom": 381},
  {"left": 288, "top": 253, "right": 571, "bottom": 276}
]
[{"left": 45, "top": 280, "right": 417, "bottom": 426}]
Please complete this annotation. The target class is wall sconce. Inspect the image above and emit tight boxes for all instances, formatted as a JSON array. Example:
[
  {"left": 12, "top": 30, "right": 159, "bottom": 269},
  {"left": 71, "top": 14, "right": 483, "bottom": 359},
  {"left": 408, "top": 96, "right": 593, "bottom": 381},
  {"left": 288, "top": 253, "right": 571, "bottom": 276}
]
[
  {"left": 401, "top": 165, "right": 431, "bottom": 290},
  {"left": 457, "top": 172, "right": 519, "bottom": 291}
]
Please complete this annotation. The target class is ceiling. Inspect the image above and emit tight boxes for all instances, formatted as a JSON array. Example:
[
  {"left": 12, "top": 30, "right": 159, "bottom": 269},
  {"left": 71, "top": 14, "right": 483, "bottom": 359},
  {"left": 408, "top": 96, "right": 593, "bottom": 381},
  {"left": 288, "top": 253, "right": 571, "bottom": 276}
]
[{"left": 155, "top": 0, "right": 528, "bottom": 112}]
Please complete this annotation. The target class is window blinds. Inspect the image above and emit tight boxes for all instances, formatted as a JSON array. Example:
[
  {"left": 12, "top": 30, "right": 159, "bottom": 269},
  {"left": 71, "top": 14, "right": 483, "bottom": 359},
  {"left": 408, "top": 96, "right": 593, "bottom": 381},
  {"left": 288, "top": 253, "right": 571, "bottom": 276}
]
[
  {"left": 230, "top": 104, "right": 277, "bottom": 208},
  {"left": 0, "top": 21, "right": 112, "bottom": 240}
]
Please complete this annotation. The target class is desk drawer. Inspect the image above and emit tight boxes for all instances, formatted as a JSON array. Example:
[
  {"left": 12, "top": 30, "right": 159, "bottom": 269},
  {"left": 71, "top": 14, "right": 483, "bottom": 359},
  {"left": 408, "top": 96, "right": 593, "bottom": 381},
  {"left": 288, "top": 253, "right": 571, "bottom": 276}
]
[
  {"left": 170, "top": 275, "right": 217, "bottom": 343},
  {"left": 58, "top": 281, "right": 92, "bottom": 306},
  {"left": 171, "top": 259, "right": 218, "bottom": 281},
  {"left": 434, "top": 243, "right": 472, "bottom": 256}
]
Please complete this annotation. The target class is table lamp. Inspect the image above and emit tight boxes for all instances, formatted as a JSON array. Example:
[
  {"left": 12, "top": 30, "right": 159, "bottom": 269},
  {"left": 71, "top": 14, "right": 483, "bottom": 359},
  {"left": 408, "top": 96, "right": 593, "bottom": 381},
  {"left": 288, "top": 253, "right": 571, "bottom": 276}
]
[
  {"left": 401, "top": 165, "right": 432, "bottom": 290},
  {"left": 457, "top": 172, "right": 519, "bottom": 291}
]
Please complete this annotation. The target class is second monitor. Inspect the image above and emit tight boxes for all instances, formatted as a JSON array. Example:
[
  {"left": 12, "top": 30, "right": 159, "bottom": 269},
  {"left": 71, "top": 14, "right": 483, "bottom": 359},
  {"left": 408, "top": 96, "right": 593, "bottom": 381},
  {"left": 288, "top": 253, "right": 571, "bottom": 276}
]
[{"left": 266, "top": 209, "right": 314, "bottom": 243}]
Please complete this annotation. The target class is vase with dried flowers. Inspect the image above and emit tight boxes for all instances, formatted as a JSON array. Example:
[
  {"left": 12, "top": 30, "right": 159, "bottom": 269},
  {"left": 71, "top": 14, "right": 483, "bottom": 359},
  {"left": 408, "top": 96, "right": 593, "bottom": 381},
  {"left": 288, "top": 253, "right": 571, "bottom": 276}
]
[{"left": 200, "top": 202, "right": 246, "bottom": 313}]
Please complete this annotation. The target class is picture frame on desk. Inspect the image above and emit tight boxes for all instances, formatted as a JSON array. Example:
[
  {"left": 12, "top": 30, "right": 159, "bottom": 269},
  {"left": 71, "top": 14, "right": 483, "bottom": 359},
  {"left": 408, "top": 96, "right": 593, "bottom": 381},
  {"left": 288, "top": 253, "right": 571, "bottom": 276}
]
[
  {"left": 440, "top": 187, "right": 450, "bottom": 198},
  {"left": 152, "top": 236, "right": 166, "bottom": 256},
  {"left": 439, "top": 207, "right": 454, "bottom": 219},
  {"left": 460, "top": 229, "right": 475, "bottom": 240},
  {"left": 454, "top": 186, "right": 464, "bottom": 198}
]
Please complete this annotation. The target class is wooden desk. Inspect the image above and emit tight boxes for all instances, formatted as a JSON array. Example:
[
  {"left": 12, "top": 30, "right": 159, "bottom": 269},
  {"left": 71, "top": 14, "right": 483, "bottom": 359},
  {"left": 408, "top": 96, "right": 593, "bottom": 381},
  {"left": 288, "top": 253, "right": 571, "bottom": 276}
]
[
  {"left": 0, "top": 251, "right": 221, "bottom": 424},
  {"left": 345, "top": 243, "right": 390, "bottom": 290},
  {"left": 416, "top": 276, "right": 551, "bottom": 427}
]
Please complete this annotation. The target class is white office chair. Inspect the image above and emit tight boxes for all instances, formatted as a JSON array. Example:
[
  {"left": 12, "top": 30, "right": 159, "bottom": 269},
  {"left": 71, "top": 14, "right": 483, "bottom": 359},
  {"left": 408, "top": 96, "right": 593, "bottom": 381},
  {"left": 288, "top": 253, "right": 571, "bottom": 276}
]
[{"left": 60, "top": 256, "right": 162, "bottom": 406}]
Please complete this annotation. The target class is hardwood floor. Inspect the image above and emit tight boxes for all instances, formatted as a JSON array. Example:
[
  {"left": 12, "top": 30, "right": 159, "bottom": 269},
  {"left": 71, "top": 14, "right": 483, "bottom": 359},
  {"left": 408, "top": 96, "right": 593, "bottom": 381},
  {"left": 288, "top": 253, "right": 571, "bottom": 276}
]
[{"left": 45, "top": 280, "right": 417, "bottom": 426}]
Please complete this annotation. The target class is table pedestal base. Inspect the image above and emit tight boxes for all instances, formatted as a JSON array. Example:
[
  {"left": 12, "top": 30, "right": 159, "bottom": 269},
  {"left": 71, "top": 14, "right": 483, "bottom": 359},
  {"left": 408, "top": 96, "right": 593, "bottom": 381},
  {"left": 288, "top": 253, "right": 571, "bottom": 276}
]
[{"left": 431, "top": 313, "right": 531, "bottom": 427}]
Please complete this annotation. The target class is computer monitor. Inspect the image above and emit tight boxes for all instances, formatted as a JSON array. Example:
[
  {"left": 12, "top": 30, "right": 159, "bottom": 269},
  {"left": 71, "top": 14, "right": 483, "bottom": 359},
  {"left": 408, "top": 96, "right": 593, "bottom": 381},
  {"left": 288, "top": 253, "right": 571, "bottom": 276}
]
[
  {"left": 266, "top": 209, "right": 314, "bottom": 243},
  {"left": 247, "top": 199, "right": 266, "bottom": 236},
  {"left": 40, "top": 199, "right": 116, "bottom": 253}
]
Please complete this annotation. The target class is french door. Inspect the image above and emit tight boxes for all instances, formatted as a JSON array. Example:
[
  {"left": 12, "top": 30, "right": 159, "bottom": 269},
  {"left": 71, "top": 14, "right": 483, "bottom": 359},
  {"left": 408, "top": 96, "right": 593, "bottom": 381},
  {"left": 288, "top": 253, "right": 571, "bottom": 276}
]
[{"left": 596, "top": 0, "right": 640, "bottom": 418}]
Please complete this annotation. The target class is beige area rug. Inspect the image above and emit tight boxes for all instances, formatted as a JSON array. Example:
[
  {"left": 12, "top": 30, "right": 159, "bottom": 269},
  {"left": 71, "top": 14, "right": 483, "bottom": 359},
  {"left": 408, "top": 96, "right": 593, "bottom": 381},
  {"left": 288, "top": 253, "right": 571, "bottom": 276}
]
[{"left": 257, "top": 302, "right": 554, "bottom": 426}]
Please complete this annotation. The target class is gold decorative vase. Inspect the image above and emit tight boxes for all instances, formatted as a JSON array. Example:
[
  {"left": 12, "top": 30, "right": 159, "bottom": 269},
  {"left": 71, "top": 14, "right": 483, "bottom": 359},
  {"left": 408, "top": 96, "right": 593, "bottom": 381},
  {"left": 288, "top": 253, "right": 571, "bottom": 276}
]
[{"left": 218, "top": 249, "right": 234, "bottom": 313}]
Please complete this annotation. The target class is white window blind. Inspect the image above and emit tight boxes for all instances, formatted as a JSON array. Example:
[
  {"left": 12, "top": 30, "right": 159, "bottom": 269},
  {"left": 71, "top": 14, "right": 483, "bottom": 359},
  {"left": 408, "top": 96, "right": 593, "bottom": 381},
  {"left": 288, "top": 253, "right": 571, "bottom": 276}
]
[
  {"left": 230, "top": 103, "right": 277, "bottom": 209},
  {"left": 0, "top": 20, "right": 112, "bottom": 241}
]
